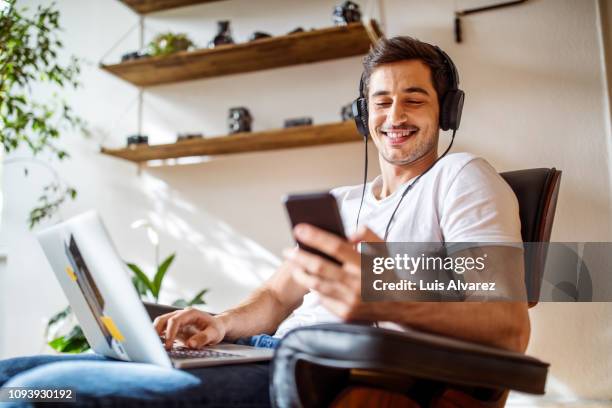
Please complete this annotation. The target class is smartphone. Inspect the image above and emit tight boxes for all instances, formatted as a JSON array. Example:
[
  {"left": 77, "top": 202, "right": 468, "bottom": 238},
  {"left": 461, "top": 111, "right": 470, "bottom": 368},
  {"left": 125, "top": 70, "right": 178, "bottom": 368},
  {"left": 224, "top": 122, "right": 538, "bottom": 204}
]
[{"left": 283, "top": 192, "right": 346, "bottom": 265}]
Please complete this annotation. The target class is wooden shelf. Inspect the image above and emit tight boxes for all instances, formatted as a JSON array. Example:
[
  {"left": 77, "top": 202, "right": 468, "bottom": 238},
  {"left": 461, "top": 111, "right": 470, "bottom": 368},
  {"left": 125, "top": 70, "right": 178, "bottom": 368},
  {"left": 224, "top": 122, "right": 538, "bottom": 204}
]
[
  {"left": 100, "top": 20, "right": 383, "bottom": 87},
  {"left": 119, "top": 0, "right": 225, "bottom": 14},
  {"left": 100, "top": 121, "right": 362, "bottom": 163}
]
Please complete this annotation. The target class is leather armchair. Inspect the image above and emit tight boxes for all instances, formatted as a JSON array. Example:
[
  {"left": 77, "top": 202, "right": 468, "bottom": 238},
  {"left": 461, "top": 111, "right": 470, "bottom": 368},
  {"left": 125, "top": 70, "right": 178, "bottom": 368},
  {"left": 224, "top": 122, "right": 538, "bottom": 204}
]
[{"left": 270, "top": 168, "right": 562, "bottom": 408}]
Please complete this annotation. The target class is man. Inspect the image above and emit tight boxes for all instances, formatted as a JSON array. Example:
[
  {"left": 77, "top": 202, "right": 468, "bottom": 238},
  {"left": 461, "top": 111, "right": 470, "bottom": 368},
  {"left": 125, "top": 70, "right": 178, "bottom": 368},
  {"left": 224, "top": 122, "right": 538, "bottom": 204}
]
[
  {"left": 154, "top": 37, "right": 529, "bottom": 354},
  {"left": 0, "top": 36, "right": 529, "bottom": 406}
]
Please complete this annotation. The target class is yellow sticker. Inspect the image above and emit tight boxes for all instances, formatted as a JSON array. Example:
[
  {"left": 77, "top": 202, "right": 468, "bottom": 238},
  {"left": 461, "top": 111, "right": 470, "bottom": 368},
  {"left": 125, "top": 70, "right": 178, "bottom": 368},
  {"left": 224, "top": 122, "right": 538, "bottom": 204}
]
[
  {"left": 65, "top": 266, "right": 77, "bottom": 281},
  {"left": 100, "top": 316, "right": 125, "bottom": 342}
]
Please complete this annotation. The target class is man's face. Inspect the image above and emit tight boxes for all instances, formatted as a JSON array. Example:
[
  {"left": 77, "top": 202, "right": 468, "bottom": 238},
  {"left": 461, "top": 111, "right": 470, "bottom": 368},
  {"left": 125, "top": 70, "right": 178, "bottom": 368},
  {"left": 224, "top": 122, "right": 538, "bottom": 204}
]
[{"left": 367, "top": 60, "right": 440, "bottom": 166}]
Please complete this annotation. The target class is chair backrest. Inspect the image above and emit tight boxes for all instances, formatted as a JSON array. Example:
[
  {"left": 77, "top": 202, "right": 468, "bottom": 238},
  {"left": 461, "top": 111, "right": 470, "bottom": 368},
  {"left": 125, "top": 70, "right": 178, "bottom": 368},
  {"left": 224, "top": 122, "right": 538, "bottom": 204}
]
[{"left": 499, "top": 168, "right": 562, "bottom": 306}]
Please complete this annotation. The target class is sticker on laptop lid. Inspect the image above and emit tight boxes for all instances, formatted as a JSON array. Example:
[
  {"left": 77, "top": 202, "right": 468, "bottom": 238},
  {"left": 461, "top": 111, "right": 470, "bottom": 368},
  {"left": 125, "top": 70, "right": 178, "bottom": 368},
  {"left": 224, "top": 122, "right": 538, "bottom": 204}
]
[
  {"left": 65, "top": 266, "right": 77, "bottom": 281},
  {"left": 100, "top": 316, "right": 125, "bottom": 342}
]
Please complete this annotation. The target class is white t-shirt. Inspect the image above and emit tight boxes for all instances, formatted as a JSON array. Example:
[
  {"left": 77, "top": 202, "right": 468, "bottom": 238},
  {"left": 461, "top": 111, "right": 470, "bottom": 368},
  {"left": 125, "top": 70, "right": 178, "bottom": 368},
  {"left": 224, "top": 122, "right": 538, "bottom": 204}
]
[{"left": 274, "top": 152, "right": 521, "bottom": 337}]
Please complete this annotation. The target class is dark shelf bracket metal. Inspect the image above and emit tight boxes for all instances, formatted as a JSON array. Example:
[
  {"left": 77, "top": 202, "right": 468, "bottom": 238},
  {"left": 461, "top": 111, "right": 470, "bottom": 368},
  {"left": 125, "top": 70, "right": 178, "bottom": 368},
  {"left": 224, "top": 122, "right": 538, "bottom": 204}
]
[{"left": 454, "top": 0, "right": 529, "bottom": 43}]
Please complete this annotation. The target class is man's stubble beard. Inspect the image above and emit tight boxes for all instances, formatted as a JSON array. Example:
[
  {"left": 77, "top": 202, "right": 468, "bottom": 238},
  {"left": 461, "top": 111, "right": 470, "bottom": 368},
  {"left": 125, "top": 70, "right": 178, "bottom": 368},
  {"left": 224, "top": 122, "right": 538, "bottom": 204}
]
[{"left": 379, "top": 130, "right": 439, "bottom": 166}]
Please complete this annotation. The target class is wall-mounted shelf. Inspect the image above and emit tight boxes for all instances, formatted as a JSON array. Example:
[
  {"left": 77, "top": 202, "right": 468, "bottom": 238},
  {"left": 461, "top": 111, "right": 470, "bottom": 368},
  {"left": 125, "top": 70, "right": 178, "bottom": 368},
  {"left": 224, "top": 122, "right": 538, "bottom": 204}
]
[
  {"left": 119, "top": 0, "right": 225, "bottom": 14},
  {"left": 100, "top": 121, "right": 361, "bottom": 163},
  {"left": 100, "top": 20, "right": 382, "bottom": 87}
]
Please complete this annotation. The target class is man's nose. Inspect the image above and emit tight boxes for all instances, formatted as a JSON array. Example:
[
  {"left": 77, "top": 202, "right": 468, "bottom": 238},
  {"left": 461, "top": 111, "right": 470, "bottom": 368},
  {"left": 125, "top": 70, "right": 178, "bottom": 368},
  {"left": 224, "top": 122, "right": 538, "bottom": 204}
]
[{"left": 386, "top": 101, "right": 408, "bottom": 126}]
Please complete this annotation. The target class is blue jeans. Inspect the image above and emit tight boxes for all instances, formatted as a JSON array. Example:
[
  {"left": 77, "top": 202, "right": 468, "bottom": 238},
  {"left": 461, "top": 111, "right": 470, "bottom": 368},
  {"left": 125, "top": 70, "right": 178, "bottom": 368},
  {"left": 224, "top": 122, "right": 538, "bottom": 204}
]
[{"left": 0, "top": 351, "right": 271, "bottom": 407}]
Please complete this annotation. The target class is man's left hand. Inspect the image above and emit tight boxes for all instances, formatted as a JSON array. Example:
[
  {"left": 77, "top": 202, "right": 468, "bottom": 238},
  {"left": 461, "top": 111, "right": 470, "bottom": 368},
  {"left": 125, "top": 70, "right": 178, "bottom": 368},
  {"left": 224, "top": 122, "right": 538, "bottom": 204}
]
[{"left": 283, "top": 223, "right": 383, "bottom": 321}]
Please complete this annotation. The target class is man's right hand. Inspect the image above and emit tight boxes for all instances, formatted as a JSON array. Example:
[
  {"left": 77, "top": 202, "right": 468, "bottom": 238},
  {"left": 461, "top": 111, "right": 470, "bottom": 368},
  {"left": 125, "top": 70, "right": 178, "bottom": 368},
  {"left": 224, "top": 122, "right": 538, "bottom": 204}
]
[{"left": 153, "top": 307, "right": 227, "bottom": 350}]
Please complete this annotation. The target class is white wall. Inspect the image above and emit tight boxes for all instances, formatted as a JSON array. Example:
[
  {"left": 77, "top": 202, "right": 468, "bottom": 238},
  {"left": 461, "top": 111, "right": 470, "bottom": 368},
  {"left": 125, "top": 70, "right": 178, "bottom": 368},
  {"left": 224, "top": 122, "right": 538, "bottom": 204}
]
[{"left": 1, "top": 0, "right": 610, "bottom": 401}]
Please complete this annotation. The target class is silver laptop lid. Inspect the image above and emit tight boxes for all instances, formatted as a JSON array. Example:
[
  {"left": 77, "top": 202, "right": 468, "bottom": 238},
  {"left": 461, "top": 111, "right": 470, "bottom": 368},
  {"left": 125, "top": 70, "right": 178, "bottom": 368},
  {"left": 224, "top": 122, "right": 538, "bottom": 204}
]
[{"left": 37, "top": 211, "right": 172, "bottom": 368}]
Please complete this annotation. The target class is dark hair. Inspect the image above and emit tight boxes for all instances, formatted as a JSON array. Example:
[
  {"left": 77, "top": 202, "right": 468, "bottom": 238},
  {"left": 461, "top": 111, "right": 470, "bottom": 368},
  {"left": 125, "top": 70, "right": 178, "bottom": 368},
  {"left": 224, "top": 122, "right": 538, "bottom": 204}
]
[{"left": 361, "top": 36, "right": 451, "bottom": 104}]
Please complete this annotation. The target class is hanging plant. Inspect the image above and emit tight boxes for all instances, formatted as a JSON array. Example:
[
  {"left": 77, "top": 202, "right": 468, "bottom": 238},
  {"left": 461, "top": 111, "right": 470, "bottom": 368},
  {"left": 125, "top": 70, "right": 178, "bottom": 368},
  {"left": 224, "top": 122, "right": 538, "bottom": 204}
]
[{"left": 0, "top": 0, "right": 88, "bottom": 227}]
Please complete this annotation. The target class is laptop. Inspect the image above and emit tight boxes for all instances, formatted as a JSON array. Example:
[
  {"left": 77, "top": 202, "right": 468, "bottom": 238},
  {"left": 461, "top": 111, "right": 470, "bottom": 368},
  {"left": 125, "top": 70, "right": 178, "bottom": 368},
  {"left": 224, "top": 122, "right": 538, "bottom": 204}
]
[{"left": 36, "top": 210, "right": 274, "bottom": 369}]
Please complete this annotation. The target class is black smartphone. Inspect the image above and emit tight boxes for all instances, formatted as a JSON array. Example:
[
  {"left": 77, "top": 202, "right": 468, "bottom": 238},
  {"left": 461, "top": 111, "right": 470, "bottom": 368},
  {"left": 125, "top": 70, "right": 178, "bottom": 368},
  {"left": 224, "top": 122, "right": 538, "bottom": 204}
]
[{"left": 283, "top": 192, "right": 346, "bottom": 265}]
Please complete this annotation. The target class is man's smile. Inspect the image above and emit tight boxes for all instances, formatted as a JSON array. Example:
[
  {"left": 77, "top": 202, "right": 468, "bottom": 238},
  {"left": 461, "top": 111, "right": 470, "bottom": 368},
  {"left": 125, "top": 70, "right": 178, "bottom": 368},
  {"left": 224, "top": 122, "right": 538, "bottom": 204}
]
[{"left": 380, "top": 126, "right": 419, "bottom": 146}]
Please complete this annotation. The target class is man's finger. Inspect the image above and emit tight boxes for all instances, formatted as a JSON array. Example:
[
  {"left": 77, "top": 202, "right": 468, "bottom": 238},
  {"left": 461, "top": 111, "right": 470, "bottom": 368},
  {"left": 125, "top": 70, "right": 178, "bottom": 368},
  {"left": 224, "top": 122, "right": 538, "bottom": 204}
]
[
  {"left": 282, "top": 247, "right": 344, "bottom": 282},
  {"left": 186, "top": 326, "right": 218, "bottom": 349},
  {"left": 175, "top": 324, "right": 200, "bottom": 344},
  {"left": 153, "top": 310, "right": 180, "bottom": 335},
  {"left": 164, "top": 309, "right": 205, "bottom": 349},
  {"left": 288, "top": 260, "right": 350, "bottom": 301},
  {"left": 293, "top": 224, "right": 359, "bottom": 265}
]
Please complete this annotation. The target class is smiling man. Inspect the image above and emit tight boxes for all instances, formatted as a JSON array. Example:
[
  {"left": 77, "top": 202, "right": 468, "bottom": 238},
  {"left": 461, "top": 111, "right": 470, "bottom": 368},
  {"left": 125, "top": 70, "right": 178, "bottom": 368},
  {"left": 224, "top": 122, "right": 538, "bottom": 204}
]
[
  {"left": 154, "top": 36, "right": 529, "bottom": 401},
  {"left": 0, "top": 37, "right": 529, "bottom": 407}
]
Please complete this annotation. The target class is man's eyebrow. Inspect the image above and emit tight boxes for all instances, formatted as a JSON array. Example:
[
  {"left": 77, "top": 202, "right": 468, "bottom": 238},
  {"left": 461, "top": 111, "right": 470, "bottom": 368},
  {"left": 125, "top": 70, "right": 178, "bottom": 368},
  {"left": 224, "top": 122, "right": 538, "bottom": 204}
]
[
  {"left": 370, "top": 87, "right": 430, "bottom": 97},
  {"left": 403, "top": 87, "right": 430, "bottom": 95}
]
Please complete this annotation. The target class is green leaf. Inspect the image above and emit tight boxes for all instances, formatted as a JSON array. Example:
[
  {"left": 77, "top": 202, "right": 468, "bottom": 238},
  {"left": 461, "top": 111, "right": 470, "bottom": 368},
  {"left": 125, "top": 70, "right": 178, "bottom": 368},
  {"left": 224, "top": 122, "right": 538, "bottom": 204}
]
[
  {"left": 171, "top": 288, "right": 208, "bottom": 309},
  {"left": 171, "top": 299, "right": 189, "bottom": 308},
  {"left": 47, "top": 325, "right": 90, "bottom": 353},
  {"left": 46, "top": 305, "right": 71, "bottom": 329},
  {"left": 187, "top": 288, "right": 208, "bottom": 306},
  {"left": 132, "top": 275, "right": 148, "bottom": 297},
  {"left": 152, "top": 253, "right": 175, "bottom": 298},
  {"left": 48, "top": 336, "right": 68, "bottom": 352},
  {"left": 126, "top": 262, "right": 155, "bottom": 296},
  {"left": 61, "top": 336, "right": 90, "bottom": 353}
]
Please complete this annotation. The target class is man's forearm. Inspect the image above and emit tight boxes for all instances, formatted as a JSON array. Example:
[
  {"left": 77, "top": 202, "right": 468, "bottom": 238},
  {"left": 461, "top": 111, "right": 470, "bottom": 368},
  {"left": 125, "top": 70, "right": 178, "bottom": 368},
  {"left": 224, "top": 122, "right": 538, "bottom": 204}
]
[
  {"left": 216, "top": 262, "right": 308, "bottom": 341},
  {"left": 216, "top": 287, "right": 293, "bottom": 341},
  {"left": 365, "top": 301, "right": 530, "bottom": 352}
]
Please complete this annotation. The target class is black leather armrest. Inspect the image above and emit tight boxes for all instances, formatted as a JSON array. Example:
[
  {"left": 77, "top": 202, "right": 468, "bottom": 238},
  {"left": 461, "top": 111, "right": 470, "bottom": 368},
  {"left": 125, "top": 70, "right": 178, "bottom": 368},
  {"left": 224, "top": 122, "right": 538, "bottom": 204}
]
[
  {"left": 270, "top": 323, "right": 548, "bottom": 408},
  {"left": 142, "top": 301, "right": 182, "bottom": 321}
]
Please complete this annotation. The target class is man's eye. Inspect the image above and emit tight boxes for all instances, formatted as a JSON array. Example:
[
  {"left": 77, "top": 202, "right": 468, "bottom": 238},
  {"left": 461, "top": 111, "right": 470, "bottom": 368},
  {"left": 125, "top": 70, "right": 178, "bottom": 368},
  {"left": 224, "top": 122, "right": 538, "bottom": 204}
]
[
  {"left": 375, "top": 102, "right": 391, "bottom": 107},
  {"left": 407, "top": 100, "right": 424, "bottom": 105}
]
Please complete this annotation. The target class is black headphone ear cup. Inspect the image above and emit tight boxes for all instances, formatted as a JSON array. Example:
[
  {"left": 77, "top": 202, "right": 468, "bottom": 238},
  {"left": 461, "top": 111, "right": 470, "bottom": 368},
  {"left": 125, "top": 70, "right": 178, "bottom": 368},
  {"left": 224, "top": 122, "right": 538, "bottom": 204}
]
[
  {"left": 352, "top": 97, "right": 369, "bottom": 139},
  {"left": 439, "top": 89, "right": 465, "bottom": 131}
]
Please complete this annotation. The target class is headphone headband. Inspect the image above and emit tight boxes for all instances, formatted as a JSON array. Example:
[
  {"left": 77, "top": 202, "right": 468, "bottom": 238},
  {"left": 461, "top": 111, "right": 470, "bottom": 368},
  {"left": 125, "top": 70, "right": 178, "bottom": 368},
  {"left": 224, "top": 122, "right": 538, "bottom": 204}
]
[
  {"left": 433, "top": 46, "right": 460, "bottom": 92},
  {"left": 352, "top": 42, "right": 465, "bottom": 136}
]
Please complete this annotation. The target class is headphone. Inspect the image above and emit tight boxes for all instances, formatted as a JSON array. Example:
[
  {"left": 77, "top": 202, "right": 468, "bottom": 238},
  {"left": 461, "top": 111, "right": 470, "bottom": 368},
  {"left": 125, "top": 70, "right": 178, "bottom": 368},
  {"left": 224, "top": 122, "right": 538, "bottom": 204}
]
[
  {"left": 351, "top": 45, "right": 465, "bottom": 239},
  {"left": 351, "top": 45, "right": 465, "bottom": 138}
]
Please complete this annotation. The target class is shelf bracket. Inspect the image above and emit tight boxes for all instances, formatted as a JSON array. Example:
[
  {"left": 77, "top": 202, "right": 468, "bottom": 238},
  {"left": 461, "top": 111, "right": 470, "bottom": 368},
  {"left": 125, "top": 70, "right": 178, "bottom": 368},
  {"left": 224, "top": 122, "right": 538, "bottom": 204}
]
[
  {"left": 454, "top": 0, "right": 529, "bottom": 43},
  {"left": 137, "top": 16, "right": 145, "bottom": 136},
  {"left": 364, "top": 19, "right": 384, "bottom": 44}
]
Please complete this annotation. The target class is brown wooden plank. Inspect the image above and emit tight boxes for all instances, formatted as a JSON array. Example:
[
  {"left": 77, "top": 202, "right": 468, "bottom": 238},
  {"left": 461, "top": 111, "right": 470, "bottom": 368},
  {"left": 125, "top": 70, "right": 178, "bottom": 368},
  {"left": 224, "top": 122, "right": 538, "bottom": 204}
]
[
  {"left": 119, "top": 0, "right": 225, "bottom": 14},
  {"left": 100, "top": 121, "right": 362, "bottom": 163},
  {"left": 100, "top": 20, "right": 382, "bottom": 87}
]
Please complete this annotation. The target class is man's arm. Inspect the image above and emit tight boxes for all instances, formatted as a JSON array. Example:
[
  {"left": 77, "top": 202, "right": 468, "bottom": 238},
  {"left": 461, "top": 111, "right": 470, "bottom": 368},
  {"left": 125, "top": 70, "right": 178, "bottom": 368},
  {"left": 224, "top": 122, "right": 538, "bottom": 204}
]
[
  {"left": 284, "top": 224, "right": 530, "bottom": 353},
  {"left": 154, "top": 260, "right": 308, "bottom": 349},
  {"left": 218, "top": 261, "right": 308, "bottom": 341},
  {"left": 357, "top": 301, "right": 530, "bottom": 352}
]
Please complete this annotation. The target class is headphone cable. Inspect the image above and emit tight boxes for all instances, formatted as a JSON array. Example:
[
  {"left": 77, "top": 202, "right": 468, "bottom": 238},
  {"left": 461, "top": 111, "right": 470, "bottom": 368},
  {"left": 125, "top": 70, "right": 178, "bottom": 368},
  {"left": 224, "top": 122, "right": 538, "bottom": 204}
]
[
  {"left": 383, "top": 129, "right": 457, "bottom": 241},
  {"left": 355, "top": 136, "right": 369, "bottom": 231}
]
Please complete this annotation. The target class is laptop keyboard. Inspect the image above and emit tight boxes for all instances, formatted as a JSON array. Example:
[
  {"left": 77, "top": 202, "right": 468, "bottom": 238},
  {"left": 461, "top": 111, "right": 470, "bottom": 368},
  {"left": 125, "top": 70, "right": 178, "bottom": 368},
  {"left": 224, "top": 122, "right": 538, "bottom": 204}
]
[{"left": 167, "top": 346, "right": 242, "bottom": 360}]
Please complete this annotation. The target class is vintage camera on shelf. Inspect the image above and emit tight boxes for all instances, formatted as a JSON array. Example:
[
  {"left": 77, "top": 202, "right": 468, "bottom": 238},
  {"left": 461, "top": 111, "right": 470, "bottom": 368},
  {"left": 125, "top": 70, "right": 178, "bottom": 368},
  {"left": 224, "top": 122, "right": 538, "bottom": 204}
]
[
  {"left": 126, "top": 134, "right": 148, "bottom": 147},
  {"left": 209, "top": 21, "right": 235, "bottom": 48},
  {"left": 248, "top": 31, "right": 272, "bottom": 42},
  {"left": 228, "top": 107, "right": 253, "bottom": 134},
  {"left": 341, "top": 102, "right": 354, "bottom": 121},
  {"left": 284, "top": 117, "right": 313, "bottom": 128},
  {"left": 333, "top": 1, "right": 362, "bottom": 25},
  {"left": 176, "top": 133, "right": 204, "bottom": 142},
  {"left": 121, "top": 50, "right": 150, "bottom": 62}
]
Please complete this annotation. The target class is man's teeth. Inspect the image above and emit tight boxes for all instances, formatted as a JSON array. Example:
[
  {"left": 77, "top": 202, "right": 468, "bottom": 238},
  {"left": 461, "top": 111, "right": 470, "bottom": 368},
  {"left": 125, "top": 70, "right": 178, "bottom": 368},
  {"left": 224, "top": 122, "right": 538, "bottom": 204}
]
[{"left": 385, "top": 130, "right": 416, "bottom": 138}]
